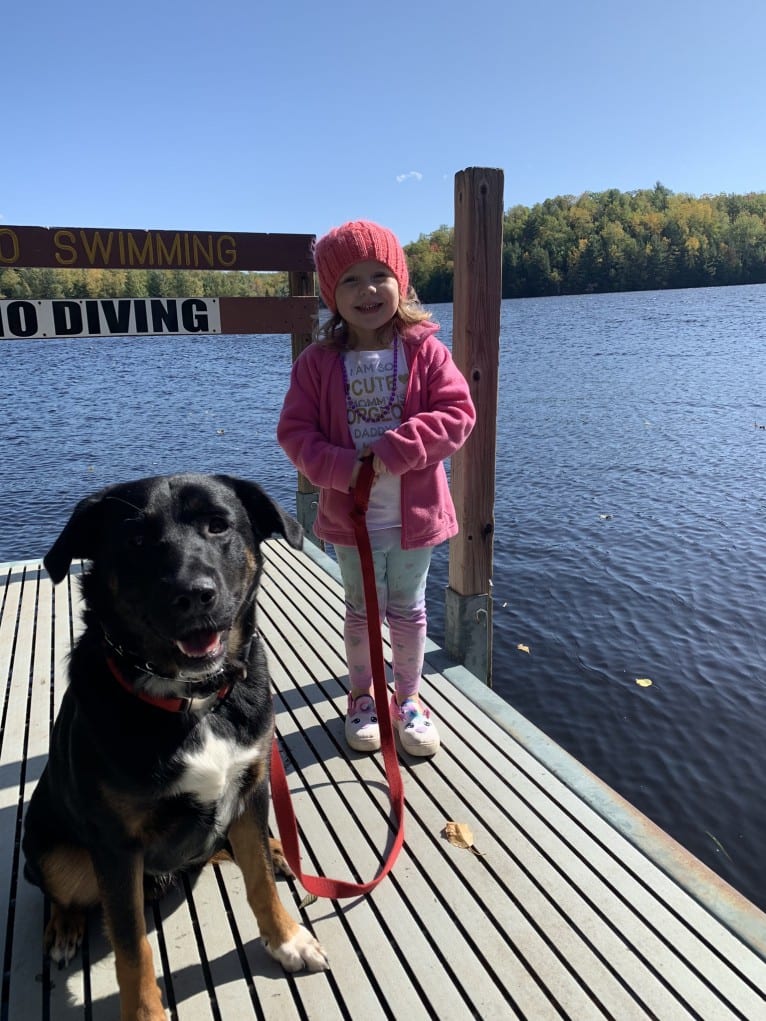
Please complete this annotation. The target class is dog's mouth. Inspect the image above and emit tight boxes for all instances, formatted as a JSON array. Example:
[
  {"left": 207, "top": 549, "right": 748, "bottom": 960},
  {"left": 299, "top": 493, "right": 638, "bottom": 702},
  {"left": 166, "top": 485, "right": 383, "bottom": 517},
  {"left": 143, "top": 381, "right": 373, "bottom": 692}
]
[{"left": 174, "top": 629, "right": 226, "bottom": 662}]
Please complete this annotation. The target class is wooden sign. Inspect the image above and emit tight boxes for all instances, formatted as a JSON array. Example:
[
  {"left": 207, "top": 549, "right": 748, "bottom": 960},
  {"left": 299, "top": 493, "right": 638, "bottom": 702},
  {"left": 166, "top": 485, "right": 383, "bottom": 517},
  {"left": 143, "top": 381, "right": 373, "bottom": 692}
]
[
  {"left": 0, "top": 225, "right": 315, "bottom": 272},
  {"left": 0, "top": 295, "right": 317, "bottom": 339}
]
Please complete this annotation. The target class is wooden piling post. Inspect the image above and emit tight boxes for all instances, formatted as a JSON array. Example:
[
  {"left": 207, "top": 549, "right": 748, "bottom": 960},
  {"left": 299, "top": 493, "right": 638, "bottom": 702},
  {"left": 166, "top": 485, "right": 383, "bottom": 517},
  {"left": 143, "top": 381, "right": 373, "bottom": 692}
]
[{"left": 446, "top": 167, "right": 504, "bottom": 684}]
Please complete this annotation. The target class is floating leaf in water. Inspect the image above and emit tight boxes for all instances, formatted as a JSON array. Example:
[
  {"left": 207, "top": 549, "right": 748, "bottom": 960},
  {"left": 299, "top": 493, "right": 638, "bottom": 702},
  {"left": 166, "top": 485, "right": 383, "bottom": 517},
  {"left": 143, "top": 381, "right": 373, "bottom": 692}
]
[
  {"left": 442, "top": 821, "right": 485, "bottom": 857},
  {"left": 704, "top": 831, "right": 734, "bottom": 863},
  {"left": 636, "top": 677, "right": 653, "bottom": 687},
  {"left": 516, "top": 643, "right": 530, "bottom": 654}
]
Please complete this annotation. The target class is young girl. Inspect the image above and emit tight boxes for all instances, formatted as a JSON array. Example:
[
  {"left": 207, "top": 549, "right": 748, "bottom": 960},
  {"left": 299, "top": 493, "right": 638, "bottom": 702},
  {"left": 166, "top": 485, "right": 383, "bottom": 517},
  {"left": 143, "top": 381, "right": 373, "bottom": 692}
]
[{"left": 277, "top": 221, "right": 475, "bottom": 756}]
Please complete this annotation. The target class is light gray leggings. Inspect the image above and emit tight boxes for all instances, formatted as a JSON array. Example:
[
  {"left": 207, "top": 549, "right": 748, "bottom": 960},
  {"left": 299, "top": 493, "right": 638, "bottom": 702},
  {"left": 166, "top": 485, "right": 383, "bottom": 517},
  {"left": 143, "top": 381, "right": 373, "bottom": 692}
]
[{"left": 335, "top": 527, "right": 433, "bottom": 702}]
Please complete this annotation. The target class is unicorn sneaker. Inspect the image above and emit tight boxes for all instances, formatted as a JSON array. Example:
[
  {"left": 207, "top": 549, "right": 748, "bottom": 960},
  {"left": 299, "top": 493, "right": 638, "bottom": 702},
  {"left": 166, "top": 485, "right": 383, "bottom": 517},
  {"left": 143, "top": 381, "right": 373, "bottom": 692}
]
[
  {"left": 390, "top": 696, "right": 440, "bottom": 757},
  {"left": 345, "top": 693, "right": 381, "bottom": 752}
]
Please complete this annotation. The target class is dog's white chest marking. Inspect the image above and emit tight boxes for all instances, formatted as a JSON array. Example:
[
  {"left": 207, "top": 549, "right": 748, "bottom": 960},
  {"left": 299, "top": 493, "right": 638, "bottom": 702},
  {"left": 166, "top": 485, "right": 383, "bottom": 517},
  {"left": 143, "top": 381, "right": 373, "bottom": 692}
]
[{"left": 172, "top": 726, "right": 266, "bottom": 830}]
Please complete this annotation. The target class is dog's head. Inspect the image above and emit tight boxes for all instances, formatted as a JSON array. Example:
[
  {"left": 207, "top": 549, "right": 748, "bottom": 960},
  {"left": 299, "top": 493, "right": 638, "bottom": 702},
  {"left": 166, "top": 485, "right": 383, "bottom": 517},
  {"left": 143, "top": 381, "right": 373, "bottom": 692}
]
[{"left": 44, "top": 473, "right": 303, "bottom": 682}]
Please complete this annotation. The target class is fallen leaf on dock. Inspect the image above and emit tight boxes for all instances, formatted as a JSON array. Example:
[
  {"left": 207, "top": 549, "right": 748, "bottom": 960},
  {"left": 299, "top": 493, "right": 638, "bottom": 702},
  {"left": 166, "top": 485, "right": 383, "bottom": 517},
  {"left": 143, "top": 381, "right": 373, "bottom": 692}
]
[
  {"left": 516, "top": 643, "right": 530, "bottom": 654},
  {"left": 635, "top": 677, "right": 653, "bottom": 687},
  {"left": 298, "top": 893, "right": 318, "bottom": 909},
  {"left": 442, "top": 821, "right": 485, "bottom": 857}
]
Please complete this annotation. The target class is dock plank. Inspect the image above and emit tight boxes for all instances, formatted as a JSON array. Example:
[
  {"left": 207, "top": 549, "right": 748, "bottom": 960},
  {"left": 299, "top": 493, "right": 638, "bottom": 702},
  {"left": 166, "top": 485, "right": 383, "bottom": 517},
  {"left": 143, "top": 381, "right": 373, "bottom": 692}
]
[{"left": 1, "top": 549, "right": 765, "bottom": 1021}]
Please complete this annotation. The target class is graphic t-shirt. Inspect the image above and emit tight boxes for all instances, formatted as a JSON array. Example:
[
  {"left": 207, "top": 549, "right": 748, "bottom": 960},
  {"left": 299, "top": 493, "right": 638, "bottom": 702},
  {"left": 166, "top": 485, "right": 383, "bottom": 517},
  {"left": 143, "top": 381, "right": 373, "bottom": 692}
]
[{"left": 343, "top": 340, "right": 409, "bottom": 530}]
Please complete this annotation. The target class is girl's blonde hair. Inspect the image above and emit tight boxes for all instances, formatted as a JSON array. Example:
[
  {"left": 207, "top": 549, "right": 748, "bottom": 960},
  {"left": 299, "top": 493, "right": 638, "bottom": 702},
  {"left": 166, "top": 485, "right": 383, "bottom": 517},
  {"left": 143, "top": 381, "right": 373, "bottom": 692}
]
[{"left": 314, "top": 287, "right": 431, "bottom": 350}]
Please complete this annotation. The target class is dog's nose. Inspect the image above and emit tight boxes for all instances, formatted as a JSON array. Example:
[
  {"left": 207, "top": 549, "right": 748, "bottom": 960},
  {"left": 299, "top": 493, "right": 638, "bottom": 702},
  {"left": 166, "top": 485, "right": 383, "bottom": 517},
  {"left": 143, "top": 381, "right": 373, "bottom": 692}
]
[{"left": 172, "top": 578, "right": 218, "bottom": 614}]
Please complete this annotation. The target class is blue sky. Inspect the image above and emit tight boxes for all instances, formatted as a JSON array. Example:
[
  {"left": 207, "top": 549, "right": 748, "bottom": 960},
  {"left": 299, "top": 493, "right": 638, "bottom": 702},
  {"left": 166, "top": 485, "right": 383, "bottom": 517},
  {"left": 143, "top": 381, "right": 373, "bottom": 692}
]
[{"left": 3, "top": 0, "right": 765, "bottom": 246}]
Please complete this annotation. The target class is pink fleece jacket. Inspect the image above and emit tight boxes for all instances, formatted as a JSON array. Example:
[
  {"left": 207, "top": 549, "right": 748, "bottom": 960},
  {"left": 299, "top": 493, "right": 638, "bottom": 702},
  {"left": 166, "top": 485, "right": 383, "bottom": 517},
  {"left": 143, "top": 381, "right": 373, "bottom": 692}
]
[{"left": 277, "top": 321, "right": 476, "bottom": 549}]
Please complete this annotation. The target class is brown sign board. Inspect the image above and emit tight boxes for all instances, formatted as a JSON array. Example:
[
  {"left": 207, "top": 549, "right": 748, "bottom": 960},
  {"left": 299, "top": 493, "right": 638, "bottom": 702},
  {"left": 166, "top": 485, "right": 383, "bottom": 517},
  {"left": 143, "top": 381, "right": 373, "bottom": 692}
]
[
  {"left": 0, "top": 225, "right": 315, "bottom": 273},
  {"left": 0, "top": 296, "right": 318, "bottom": 339}
]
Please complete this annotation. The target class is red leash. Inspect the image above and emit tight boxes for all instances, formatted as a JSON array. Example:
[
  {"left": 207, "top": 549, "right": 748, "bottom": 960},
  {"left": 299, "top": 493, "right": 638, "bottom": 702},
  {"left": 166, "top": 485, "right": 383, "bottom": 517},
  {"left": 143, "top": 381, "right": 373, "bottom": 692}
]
[{"left": 270, "top": 457, "right": 405, "bottom": 897}]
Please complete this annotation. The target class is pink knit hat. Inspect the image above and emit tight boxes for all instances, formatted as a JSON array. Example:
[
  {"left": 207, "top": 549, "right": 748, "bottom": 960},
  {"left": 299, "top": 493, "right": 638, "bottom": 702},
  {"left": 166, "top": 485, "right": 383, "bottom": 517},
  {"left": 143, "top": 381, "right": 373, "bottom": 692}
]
[{"left": 313, "top": 220, "right": 409, "bottom": 312}]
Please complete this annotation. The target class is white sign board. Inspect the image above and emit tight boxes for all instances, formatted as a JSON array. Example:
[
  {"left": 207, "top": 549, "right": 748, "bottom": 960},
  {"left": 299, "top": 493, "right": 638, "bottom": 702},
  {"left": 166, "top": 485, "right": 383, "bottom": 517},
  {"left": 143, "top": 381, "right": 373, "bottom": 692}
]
[{"left": 0, "top": 297, "right": 222, "bottom": 339}]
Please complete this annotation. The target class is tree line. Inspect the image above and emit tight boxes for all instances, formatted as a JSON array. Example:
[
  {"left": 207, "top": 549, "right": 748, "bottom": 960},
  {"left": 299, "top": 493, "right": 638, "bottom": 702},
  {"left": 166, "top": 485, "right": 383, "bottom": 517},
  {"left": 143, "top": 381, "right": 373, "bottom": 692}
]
[
  {"left": 3, "top": 184, "right": 766, "bottom": 304},
  {"left": 0, "top": 265, "right": 288, "bottom": 301},
  {"left": 407, "top": 183, "right": 766, "bottom": 300}
]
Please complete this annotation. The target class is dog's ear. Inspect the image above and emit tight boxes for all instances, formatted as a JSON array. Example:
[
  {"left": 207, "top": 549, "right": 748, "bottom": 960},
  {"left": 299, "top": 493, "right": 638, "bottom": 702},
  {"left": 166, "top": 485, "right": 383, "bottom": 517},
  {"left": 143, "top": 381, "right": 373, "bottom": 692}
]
[
  {"left": 43, "top": 490, "right": 110, "bottom": 583},
  {"left": 222, "top": 477, "right": 304, "bottom": 550}
]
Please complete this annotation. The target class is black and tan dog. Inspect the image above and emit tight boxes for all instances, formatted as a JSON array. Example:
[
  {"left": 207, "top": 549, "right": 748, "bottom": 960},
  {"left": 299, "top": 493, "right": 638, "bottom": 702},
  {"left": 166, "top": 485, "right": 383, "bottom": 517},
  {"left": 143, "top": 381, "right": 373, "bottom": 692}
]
[{"left": 22, "top": 473, "right": 328, "bottom": 1021}]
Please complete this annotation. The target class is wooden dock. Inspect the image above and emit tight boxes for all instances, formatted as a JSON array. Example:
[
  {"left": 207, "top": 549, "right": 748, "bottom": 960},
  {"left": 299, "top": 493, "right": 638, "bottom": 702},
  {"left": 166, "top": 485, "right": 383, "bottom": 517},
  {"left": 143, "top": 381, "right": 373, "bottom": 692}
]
[{"left": 2, "top": 541, "right": 765, "bottom": 1020}]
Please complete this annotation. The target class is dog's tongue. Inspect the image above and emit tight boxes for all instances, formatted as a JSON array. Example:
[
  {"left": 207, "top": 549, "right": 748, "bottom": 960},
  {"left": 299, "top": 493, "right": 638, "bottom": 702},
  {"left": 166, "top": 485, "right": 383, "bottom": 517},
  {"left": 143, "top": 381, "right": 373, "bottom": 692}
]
[{"left": 175, "top": 631, "right": 223, "bottom": 659}]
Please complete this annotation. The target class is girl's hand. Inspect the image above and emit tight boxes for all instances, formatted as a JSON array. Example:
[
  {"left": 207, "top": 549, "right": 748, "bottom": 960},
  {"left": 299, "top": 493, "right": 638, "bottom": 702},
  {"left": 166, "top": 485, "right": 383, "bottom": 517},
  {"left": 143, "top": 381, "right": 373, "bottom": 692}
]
[{"left": 372, "top": 455, "right": 389, "bottom": 476}]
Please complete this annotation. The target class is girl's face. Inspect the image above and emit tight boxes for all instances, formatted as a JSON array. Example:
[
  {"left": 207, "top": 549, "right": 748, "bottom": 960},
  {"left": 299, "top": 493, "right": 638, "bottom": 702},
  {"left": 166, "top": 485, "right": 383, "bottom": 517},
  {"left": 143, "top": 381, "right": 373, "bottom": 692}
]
[{"left": 334, "top": 259, "right": 400, "bottom": 345}]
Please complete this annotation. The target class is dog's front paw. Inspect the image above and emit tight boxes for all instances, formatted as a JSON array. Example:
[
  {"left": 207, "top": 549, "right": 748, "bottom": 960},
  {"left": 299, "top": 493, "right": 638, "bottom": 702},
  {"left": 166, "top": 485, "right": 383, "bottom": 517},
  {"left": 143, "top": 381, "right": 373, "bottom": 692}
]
[
  {"left": 44, "top": 905, "right": 85, "bottom": 968},
  {"left": 264, "top": 924, "right": 329, "bottom": 972}
]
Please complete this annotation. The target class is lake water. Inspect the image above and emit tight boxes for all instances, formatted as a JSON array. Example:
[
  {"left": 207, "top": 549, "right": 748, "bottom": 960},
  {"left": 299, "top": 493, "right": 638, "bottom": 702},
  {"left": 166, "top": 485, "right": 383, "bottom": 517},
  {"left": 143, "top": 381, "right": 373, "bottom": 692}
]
[{"left": 1, "top": 285, "right": 765, "bottom": 912}]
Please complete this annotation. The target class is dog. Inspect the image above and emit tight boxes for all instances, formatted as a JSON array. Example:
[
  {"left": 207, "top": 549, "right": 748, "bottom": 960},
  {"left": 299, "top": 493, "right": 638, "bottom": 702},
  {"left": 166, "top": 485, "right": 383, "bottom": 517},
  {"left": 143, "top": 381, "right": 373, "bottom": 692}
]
[{"left": 22, "top": 473, "right": 329, "bottom": 1021}]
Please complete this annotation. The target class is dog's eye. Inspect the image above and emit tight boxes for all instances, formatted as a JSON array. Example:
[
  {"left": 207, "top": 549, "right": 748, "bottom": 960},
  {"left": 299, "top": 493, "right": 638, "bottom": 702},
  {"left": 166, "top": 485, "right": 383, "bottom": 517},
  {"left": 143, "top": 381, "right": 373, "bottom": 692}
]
[
  {"left": 123, "top": 522, "right": 146, "bottom": 547},
  {"left": 208, "top": 516, "right": 229, "bottom": 535}
]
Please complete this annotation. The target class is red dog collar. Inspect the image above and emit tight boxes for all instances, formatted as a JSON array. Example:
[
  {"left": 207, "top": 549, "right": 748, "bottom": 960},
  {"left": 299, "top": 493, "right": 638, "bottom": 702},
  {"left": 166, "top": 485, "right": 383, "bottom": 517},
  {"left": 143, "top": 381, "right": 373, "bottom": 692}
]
[{"left": 106, "top": 656, "right": 231, "bottom": 713}]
